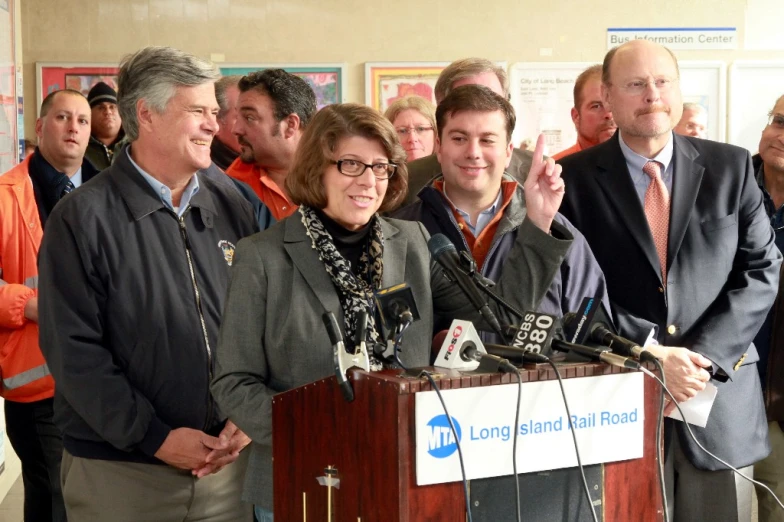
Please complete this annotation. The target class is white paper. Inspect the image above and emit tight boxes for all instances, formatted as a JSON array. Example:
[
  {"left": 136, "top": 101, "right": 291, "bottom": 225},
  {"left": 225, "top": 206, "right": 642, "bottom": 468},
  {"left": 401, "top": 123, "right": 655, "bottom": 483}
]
[{"left": 665, "top": 381, "right": 717, "bottom": 428}]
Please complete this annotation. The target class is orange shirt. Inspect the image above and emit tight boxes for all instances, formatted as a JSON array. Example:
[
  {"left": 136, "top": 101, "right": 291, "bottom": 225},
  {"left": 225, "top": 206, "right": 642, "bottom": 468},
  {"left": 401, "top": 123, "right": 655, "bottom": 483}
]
[
  {"left": 225, "top": 158, "right": 297, "bottom": 221},
  {"left": 551, "top": 142, "right": 583, "bottom": 161},
  {"left": 434, "top": 179, "right": 517, "bottom": 270}
]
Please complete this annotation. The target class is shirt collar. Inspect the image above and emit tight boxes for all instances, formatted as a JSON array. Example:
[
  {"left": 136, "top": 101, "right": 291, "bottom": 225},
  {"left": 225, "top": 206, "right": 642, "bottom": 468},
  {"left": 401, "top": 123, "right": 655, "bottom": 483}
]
[
  {"left": 70, "top": 167, "right": 83, "bottom": 188},
  {"left": 442, "top": 183, "right": 503, "bottom": 224},
  {"left": 125, "top": 146, "right": 200, "bottom": 216},
  {"left": 618, "top": 130, "right": 674, "bottom": 173}
]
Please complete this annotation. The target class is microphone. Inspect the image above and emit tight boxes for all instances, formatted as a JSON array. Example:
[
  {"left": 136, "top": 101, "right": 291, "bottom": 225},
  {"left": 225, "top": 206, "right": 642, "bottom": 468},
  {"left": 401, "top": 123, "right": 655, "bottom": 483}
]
[
  {"left": 550, "top": 339, "right": 641, "bottom": 370},
  {"left": 427, "top": 234, "right": 505, "bottom": 339},
  {"left": 323, "top": 311, "right": 370, "bottom": 403},
  {"left": 459, "top": 343, "right": 517, "bottom": 373},
  {"left": 589, "top": 322, "right": 657, "bottom": 363},
  {"left": 375, "top": 283, "right": 421, "bottom": 330}
]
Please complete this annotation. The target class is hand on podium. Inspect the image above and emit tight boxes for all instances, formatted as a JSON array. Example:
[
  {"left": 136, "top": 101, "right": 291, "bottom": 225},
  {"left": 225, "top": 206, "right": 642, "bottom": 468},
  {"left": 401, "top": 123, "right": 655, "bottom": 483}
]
[{"left": 645, "top": 345, "right": 712, "bottom": 414}]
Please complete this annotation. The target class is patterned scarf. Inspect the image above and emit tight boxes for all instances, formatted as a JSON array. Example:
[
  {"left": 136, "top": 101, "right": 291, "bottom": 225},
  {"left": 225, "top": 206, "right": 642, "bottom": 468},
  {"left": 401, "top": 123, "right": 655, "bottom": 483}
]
[{"left": 300, "top": 206, "right": 385, "bottom": 370}]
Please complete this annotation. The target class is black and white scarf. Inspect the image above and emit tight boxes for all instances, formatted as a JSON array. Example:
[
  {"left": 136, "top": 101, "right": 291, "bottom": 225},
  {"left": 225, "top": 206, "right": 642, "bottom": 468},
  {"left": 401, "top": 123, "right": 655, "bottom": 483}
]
[{"left": 300, "top": 205, "right": 385, "bottom": 370}]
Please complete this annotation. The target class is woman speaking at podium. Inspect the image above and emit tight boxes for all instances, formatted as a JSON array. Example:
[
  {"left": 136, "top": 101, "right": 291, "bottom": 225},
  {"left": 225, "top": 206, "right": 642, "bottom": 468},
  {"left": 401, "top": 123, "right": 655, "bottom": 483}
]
[{"left": 210, "top": 102, "right": 570, "bottom": 520}]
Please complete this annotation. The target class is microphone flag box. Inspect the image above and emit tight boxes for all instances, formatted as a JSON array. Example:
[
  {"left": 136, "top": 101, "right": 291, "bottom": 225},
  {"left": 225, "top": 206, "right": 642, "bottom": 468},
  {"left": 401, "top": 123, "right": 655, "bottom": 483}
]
[
  {"left": 415, "top": 372, "right": 644, "bottom": 485},
  {"left": 433, "top": 320, "right": 486, "bottom": 371}
]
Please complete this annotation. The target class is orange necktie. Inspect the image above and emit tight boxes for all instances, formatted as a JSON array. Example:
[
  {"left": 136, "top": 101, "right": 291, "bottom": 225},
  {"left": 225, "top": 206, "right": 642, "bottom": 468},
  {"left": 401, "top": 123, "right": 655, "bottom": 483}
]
[{"left": 643, "top": 160, "right": 670, "bottom": 283}]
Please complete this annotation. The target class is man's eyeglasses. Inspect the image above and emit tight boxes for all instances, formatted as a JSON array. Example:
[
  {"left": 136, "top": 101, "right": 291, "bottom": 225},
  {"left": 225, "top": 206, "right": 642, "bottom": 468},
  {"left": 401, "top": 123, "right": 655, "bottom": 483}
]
[
  {"left": 768, "top": 114, "right": 784, "bottom": 129},
  {"left": 396, "top": 126, "right": 434, "bottom": 137},
  {"left": 332, "top": 159, "right": 397, "bottom": 180},
  {"left": 615, "top": 78, "right": 679, "bottom": 96}
]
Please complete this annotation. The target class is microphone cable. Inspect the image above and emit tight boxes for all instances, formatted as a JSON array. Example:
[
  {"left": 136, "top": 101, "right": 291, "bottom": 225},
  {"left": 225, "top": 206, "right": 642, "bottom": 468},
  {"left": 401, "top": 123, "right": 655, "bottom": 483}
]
[
  {"left": 650, "top": 358, "right": 670, "bottom": 522},
  {"left": 639, "top": 366, "right": 784, "bottom": 512},
  {"left": 391, "top": 314, "right": 474, "bottom": 521}
]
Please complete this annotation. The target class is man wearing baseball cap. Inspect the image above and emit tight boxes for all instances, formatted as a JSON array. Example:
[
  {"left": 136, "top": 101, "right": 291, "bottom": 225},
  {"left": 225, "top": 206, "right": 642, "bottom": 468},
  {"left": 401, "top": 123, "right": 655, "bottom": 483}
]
[{"left": 85, "top": 81, "right": 124, "bottom": 170}]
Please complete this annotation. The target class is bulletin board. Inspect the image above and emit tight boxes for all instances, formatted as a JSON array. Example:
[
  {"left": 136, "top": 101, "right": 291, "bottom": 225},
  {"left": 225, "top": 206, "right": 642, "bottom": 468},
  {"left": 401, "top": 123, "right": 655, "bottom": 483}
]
[{"left": 508, "top": 62, "right": 591, "bottom": 156}]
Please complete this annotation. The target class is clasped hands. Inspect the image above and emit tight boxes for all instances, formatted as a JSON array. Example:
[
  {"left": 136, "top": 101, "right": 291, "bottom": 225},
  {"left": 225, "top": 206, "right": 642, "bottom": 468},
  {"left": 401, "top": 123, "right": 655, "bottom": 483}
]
[
  {"left": 154, "top": 420, "right": 251, "bottom": 478},
  {"left": 644, "top": 345, "right": 712, "bottom": 415}
]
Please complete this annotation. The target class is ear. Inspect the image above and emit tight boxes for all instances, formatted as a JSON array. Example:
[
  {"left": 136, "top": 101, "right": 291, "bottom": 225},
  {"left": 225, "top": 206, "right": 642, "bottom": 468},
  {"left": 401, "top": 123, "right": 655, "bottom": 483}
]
[
  {"left": 571, "top": 107, "right": 580, "bottom": 126},
  {"left": 282, "top": 113, "right": 301, "bottom": 139},
  {"left": 136, "top": 98, "right": 155, "bottom": 134},
  {"left": 601, "top": 84, "right": 612, "bottom": 112},
  {"left": 435, "top": 135, "right": 442, "bottom": 164},
  {"left": 35, "top": 118, "right": 43, "bottom": 140}
]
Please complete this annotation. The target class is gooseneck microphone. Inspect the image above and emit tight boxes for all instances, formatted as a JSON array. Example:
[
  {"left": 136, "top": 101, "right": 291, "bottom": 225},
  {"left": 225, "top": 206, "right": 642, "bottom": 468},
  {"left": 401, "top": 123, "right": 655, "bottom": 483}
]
[{"left": 427, "top": 234, "right": 506, "bottom": 341}]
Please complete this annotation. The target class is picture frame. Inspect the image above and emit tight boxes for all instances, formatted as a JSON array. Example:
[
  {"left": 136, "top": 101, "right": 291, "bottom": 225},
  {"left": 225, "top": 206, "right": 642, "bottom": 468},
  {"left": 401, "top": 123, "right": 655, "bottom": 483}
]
[
  {"left": 364, "top": 62, "right": 450, "bottom": 113},
  {"left": 36, "top": 62, "right": 120, "bottom": 116},
  {"left": 219, "top": 63, "right": 346, "bottom": 109}
]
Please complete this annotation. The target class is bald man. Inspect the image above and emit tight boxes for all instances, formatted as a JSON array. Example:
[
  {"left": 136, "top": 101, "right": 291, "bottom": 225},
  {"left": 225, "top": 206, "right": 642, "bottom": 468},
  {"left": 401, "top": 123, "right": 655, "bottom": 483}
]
[{"left": 558, "top": 40, "right": 780, "bottom": 521}]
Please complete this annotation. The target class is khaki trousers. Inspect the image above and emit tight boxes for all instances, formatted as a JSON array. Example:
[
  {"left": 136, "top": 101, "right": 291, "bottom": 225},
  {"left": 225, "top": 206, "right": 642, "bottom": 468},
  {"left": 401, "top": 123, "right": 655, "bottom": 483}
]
[
  {"left": 60, "top": 449, "right": 252, "bottom": 522},
  {"left": 755, "top": 421, "right": 784, "bottom": 522}
]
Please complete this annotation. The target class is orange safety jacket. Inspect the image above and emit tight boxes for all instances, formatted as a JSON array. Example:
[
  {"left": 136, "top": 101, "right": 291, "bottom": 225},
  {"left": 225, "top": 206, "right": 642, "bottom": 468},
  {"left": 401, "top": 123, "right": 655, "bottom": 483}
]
[{"left": 0, "top": 156, "right": 55, "bottom": 402}]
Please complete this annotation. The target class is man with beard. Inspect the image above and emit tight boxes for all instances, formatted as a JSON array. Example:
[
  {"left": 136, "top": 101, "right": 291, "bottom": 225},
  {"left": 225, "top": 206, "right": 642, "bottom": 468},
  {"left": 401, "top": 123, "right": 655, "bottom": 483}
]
[
  {"left": 558, "top": 40, "right": 781, "bottom": 521},
  {"left": 226, "top": 69, "right": 316, "bottom": 221},
  {"left": 552, "top": 64, "right": 617, "bottom": 160},
  {"left": 84, "top": 82, "right": 124, "bottom": 170}
]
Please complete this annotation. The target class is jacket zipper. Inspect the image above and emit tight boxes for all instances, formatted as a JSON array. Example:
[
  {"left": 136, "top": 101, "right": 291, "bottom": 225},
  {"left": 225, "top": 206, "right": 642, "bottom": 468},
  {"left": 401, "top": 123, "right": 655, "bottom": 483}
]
[{"left": 176, "top": 208, "right": 215, "bottom": 431}]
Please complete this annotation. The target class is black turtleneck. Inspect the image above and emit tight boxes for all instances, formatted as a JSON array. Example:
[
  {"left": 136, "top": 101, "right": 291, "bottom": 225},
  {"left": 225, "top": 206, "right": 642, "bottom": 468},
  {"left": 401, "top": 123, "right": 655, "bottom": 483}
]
[{"left": 315, "top": 209, "right": 372, "bottom": 274}]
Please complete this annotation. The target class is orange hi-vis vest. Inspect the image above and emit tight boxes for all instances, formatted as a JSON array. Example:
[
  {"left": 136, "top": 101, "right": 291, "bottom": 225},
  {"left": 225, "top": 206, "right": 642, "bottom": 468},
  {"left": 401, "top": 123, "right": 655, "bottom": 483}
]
[{"left": 0, "top": 156, "right": 55, "bottom": 402}]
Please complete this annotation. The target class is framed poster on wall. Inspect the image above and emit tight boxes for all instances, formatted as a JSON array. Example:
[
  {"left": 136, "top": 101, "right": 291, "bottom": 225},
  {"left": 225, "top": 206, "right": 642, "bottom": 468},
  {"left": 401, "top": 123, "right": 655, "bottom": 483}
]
[
  {"left": 364, "top": 62, "right": 450, "bottom": 113},
  {"left": 36, "top": 62, "right": 120, "bottom": 116},
  {"left": 220, "top": 64, "right": 346, "bottom": 109},
  {"left": 728, "top": 60, "right": 784, "bottom": 153},
  {"left": 678, "top": 61, "right": 727, "bottom": 143},
  {"left": 508, "top": 62, "right": 592, "bottom": 156},
  {"left": 0, "top": 0, "right": 21, "bottom": 172}
]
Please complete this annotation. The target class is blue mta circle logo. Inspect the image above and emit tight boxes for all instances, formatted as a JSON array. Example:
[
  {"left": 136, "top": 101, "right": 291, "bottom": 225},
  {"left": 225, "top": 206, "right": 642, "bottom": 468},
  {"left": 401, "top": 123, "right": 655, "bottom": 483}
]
[{"left": 426, "top": 415, "right": 462, "bottom": 458}]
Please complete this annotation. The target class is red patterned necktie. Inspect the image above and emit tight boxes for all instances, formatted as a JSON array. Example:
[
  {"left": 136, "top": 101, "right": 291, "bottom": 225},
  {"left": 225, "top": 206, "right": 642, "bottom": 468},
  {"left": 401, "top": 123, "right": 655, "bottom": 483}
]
[{"left": 643, "top": 160, "right": 669, "bottom": 283}]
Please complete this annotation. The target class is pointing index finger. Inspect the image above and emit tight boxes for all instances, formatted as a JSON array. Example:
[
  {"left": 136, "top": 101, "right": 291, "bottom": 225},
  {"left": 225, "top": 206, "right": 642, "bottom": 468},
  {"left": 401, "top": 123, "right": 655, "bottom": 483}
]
[{"left": 533, "top": 133, "right": 546, "bottom": 166}]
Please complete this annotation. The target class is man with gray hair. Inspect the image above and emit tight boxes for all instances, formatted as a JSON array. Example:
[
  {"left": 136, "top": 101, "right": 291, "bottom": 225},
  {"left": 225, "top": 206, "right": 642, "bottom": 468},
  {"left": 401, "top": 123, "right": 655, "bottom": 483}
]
[
  {"left": 37, "top": 46, "right": 258, "bottom": 521},
  {"left": 674, "top": 102, "right": 708, "bottom": 139},
  {"left": 211, "top": 75, "right": 242, "bottom": 170},
  {"left": 403, "top": 57, "right": 536, "bottom": 205}
]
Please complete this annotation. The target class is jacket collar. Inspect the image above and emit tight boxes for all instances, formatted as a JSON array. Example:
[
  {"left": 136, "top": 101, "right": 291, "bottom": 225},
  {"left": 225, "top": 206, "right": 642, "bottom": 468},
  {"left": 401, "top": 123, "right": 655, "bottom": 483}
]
[{"left": 111, "top": 144, "right": 219, "bottom": 225}]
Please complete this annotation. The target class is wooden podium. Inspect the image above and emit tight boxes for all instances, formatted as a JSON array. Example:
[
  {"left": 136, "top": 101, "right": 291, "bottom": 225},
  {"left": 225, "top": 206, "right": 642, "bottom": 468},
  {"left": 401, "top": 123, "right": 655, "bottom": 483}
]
[{"left": 271, "top": 363, "right": 663, "bottom": 521}]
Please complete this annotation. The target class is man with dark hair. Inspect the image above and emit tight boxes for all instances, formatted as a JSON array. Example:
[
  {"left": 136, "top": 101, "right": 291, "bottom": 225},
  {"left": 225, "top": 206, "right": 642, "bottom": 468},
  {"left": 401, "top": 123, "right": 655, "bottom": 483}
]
[
  {"left": 552, "top": 64, "right": 616, "bottom": 160},
  {"left": 395, "top": 85, "right": 607, "bottom": 323},
  {"left": 226, "top": 69, "right": 317, "bottom": 221},
  {"left": 403, "top": 58, "right": 537, "bottom": 205},
  {"left": 752, "top": 93, "right": 784, "bottom": 522},
  {"left": 0, "top": 88, "right": 97, "bottom": 522},
  {"left": 84, "top": 81, "right": 124, "bottom": 170},
  {"left": 211, "top": 75, "right": 242, "bottom": 170},
  {"left": 37, "top": 47, "right": 258, "bottom": 521},
  {"left": 558, "top": 40, "right": 780, "bottom": 521}
]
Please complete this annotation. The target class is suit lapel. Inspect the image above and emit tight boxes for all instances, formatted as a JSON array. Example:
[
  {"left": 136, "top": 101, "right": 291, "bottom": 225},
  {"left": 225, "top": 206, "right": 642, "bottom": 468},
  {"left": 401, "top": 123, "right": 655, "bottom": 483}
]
[
  {"left": 378, "top": 218, "right": 408, "bottom": 339},
  {"left": 595, "top": 136, "right": 663, "bottom": 281},
  {"left": 283, "top": 216, "right": 342, "bottom": 314},
  {"left": 667, "top": 135, "right": 704, "bottom": 267}
]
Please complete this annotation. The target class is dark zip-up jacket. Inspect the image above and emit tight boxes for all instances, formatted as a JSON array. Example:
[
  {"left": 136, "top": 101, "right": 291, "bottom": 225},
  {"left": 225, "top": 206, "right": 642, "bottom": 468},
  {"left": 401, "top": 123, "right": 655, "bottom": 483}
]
[
  {"left": 394, "top": 175, "right": 609, "bottom": 327},
  {"left": 37, "top": 147, "right": 259, "bottom": 464}
]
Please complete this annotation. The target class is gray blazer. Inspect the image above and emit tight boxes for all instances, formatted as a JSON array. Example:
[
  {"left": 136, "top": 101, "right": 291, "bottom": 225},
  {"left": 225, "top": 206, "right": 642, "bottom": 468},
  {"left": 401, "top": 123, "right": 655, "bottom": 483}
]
[{"left": 211, "top": 212, "right": 573, "bottom": 508}]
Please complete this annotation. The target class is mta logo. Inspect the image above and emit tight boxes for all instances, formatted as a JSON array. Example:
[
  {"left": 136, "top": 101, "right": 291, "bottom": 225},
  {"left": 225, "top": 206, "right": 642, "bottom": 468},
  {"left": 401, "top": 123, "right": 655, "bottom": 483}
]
[{"left": 426, "top": 415, "right": 462, "bottom": 458}]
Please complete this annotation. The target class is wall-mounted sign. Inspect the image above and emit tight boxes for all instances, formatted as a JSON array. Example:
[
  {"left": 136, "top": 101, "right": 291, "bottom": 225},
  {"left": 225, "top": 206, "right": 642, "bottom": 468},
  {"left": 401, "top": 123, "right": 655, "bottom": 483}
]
[{"left": 607, "top": 27, "right": 737, "bottom": 50}]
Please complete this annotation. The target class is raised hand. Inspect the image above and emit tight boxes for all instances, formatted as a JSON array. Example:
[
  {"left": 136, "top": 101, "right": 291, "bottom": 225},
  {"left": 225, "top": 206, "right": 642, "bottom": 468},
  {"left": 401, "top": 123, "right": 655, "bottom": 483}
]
[{"left": 523, "top": 134, "right": 566, "bottom": 233}]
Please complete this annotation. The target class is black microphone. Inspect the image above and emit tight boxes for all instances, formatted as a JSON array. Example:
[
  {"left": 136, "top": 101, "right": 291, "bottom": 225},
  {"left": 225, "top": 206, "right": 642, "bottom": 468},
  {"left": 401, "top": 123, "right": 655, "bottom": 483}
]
[
  {"left": 427, "top": 234, "right": 505, "bottom": 339},
  {"left": 375, "top": 283, "right": 420, "bottom": 330},
  {"left": 459, "top": 343, "right": 518, "bottom": 373},
  {"left": 589, "top": 322, "right": 657, "bottom": 363},
  {"left": 550, "top": 338, "right": 641, "bottom": 370},
  {"left": 483, "top": 343, "right": 550, "bottom": 364}
]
